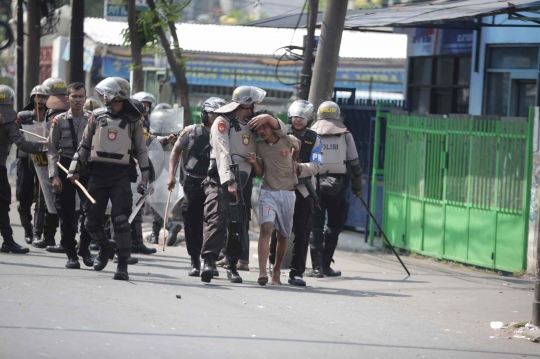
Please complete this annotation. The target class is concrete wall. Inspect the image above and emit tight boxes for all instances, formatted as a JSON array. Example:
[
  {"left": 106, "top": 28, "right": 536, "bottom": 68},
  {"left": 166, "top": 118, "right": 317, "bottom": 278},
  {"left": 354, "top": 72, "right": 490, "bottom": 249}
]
[
  {"left": 528, "top": 107, "right": 540, "bottom": 274},
  {"left": 469, "top": 14, "right": 540, "bottom": 115}
]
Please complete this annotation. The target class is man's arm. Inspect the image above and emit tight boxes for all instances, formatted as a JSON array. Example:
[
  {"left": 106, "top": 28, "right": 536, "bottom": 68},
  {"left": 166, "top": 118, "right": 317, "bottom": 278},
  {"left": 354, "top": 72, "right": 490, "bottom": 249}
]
[
  {"left": 344, "top": 132, "right": 362, "bottom": 198},
  {"left": 297, "top": 135, "right": 323, "bottom": 178},
  {"left": 247, "top": 114, "right": 288, "bottom": 138},
  {"left": 132, "top": 121, "right": 150, "bottom": 182},
  {"left": 212, "top": 118, "right": 235, "bottom": 185},
  {"left": 47, "top": 117, "right": 61, "bottom": 178},
  {"left": 167, "top": 126, "right": 191, "bottom": 190},
  {"left": 5, "top": 122, "right": 46, "bottom": 154}
]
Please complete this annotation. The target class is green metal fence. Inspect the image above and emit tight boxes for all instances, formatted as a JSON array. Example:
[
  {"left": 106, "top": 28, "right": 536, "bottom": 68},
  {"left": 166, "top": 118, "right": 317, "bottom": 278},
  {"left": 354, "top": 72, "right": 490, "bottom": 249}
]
[{"left": 373, "top": 106, "right": 534, "bottom": 272}]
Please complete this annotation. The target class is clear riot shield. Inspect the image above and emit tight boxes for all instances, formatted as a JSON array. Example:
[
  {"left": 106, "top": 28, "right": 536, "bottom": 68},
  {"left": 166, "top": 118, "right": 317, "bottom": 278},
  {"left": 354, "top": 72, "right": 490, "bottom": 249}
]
[
  {"left": 22, "top": 122, "right": 56, "bottom": 214},
  {"left": 128, "top": 138, "right": 166, "bottom": 222},
  {"left": 149, "top": 108, "right": 184, "bottom": 136},
  {"left": 146, "top": 149, "right": 184, "bottom": 220}
]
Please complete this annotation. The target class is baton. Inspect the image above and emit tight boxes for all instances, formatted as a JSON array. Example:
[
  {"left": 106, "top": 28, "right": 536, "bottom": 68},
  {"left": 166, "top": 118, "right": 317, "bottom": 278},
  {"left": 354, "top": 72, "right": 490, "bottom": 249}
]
[
  {"left": 359, "top": 196, "right": 410, "bottom": 276},
  {"left": 20, "top": 129, "right": 48, "bottom": 140},
  {"left": 57, "top": 162, "right": 97, "bottom": 204},
  {"left": 162, "top": 161, "right": 180, "bottom": 251}
]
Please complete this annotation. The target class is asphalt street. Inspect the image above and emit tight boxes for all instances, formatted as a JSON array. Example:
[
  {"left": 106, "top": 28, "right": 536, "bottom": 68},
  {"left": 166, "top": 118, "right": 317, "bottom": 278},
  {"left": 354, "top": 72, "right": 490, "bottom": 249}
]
[{"left": 0, "top": 208, "right": 538, "bottom": 359}]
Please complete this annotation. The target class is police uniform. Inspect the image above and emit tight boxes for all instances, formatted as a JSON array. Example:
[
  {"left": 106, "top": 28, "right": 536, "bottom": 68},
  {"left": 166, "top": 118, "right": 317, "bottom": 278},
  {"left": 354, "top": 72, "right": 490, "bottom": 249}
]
[
  {"left": 30, "top": 78, "right": 70, "bottom": 250},
  {"left": 0, "top": 85, "right": 46, "bottom": 254},
  {"left": 73, "top": 97, "right": 150, "bottom": 279},
  {"left": 48, "top": 109, "right": 95, "bottom": 267},
  {"left": 269, "top": 128, "right": 323, "bottom": 282},
  {"left": 310, "top": 101, "right": 362, "bottom": 277}
]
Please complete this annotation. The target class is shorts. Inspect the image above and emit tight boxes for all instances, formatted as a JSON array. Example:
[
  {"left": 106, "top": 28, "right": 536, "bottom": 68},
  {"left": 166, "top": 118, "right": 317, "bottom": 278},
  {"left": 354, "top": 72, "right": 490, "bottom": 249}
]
[{"left": 259, "top": 189, "right": 296, "bottom": 238}]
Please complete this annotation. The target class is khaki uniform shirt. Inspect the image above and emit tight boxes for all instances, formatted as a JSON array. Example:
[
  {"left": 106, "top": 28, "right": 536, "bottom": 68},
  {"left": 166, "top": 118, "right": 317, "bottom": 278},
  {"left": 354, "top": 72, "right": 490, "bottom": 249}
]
[{"left": 257, "top": 135, "right": 301, "bottom": 191}]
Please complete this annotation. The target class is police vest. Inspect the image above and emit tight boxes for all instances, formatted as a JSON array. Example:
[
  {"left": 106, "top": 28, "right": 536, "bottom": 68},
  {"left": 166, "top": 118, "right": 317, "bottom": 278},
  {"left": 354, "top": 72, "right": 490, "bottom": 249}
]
[
  {"left": 319, "top": 133, "right": 348, "bottom": 175},
  {"left": 224, "top": 114, "right": 256, "bottom": 177},
  {"left": 186, "top": 124, "right": 210, "bottom": 176},
  {"left": 292, "top": 129, "right": 317, "bottom": 164},
  {"left": 89, "top": 109, "right": 133, "bottom": 165},
  {"left": 16, "top": 111, "right": 37, "bottom": 158}
]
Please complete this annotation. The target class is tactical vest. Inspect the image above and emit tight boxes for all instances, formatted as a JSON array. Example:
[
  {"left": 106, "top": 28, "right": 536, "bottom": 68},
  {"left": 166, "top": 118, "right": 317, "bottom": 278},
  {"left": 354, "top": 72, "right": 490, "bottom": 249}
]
[
  {"left": 89, "top": 109, "right": 133, "bottom": 165},
  {"left": 185, "top": 124, "right": 210, "bottom": 176},
  {"left": 292, "top": 129, "right": 317, "bottom": 164},
  {"left": 319, "top": 133, "right": 348, "bottom": 175},
  {"left": 224, "top": 115, "right": 256, "bottom": 176}
]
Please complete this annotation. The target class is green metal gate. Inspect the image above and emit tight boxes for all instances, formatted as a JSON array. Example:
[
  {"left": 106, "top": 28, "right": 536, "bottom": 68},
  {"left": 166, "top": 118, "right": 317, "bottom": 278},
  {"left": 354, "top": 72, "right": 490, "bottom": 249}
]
[{"left": 373, "top": 107, "right": 534, "bottom": 272}]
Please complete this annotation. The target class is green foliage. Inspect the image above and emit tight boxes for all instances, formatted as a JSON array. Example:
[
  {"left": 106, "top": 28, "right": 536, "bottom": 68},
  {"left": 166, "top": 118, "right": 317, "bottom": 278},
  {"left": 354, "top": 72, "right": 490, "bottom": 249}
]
[
  {"left": 121, "top": 0, "right": 189, "bottom": 68},
  {"left": 0, "top": 53, "right": 15, "bottom": 88}
]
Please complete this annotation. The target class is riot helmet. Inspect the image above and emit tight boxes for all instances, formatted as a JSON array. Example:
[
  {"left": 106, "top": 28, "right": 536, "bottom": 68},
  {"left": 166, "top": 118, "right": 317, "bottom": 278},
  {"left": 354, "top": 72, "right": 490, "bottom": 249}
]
[
  {"left": 154, "top": 103, "right": 172, "bottom": 110},
  {"left": 95, "top": 77, "right": 131, "bottom": 104},
  {"left": 131, "top": 99, "right": 148, "bottom": 116},
  {"left": 42, "top": 77, "right": 69, "bottom": 110},
  {"left": 316, "top": 101, "right": 341, "bottom": 121},
  {"left": 0, "top": 85, "right": 17, "bottom": 123},
  {"left": 149, "top": 108, "right": 183, "bottom": 136},
  {"left": 214, "top": 86, "right": 266, "bottom": 114},
  {"left": 288, "top": 99, "right": 314, "bottom": 130},
  {"left": 23, "top": 85, "right": 49, "bottom": 111},
  {"left": 201, "top": 97, "right": 226, "bottom": 126},
  {"left": 133, "top": 92, "right": 156, "bottom": 113},
  {"left": 84, "top": 97, "right": 103, "bottom": 111}
]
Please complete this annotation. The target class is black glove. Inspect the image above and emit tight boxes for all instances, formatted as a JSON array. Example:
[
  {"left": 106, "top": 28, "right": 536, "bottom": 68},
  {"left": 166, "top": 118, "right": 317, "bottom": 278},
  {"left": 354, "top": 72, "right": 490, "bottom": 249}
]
[
  {"left": 352, "top": 175, "right": 363, "bottom": 197},
  {"left": 137, "top": 183, "right": 147, "bottom": 195}
]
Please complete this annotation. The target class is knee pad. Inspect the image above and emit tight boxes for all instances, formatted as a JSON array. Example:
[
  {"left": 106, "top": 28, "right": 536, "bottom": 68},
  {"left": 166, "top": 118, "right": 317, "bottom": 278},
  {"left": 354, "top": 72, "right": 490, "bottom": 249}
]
[
  {"left": 113, "top": 214, "right": 130, "bottom": 234},
  {"left": 85, "top": 218, "right": 102, "bottom": 234}
]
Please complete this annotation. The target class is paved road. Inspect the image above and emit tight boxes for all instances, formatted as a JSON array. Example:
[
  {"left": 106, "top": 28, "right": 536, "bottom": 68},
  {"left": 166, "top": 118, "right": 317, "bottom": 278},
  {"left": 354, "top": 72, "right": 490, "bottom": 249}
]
[{"left": 0, "top": 211, "right": 538, "bottom": 358}]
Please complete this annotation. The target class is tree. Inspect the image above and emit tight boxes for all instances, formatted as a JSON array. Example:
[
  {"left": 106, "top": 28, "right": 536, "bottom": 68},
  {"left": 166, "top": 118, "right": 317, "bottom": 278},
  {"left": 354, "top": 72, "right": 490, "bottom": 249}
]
[
  {"left": 138, "top": 0, "right": 191, "bottom": 126},
  {"left": 126, "top": 0, "right": 144, "bottom": 93}
]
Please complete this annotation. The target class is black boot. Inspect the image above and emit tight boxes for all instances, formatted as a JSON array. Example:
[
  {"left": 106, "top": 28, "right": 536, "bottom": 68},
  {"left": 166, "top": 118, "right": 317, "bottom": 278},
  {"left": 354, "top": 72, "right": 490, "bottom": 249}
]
[
  {"left": 212, "top": 263, "right": 219, "bottom": 277},
  {"left": 65, "top": 249, "right": 80, "bottom": 269},
  {"left": 188, "top": 256, "right": 201, "bottom": 277},
  {"left": 113, "top": 254, "right": 138, "bottom": 265},
  {"left": 32, "top": 210, "right": 45, "bottom": 245},
  {"left": 226, "top": 259, "right": 242, "bottom": 284},
  {"left": 23, "top": 225, "right": 33, "bottom": 245},
  {"left": 201, "top": 256, "right": 216, "bottom": 283},
  {"left": 166, "top": 223, "right": 182, "bottom": 246},
  {"left": 93, "top": 239, "right": 112, "bottom": 271},
  {"left": 46, "top": 244, "right": 66, "bottom": 253},
  {"left": 148, "top": 231, "right": 159, "bottom": 244},
  {"left": 306, "top": 251, "right": 324, "bottom": 278},
  {"left": 89, "top": 241, "right": 100, "bottom": 251},
  {"left": 132, "top": 242, "right": 157, "bottom": 254},
  {"left": 0, "top": 237, "right": 30, "bottom": 254},
  {"left": 113, "top": 255, "right": 129, "bottom": 281},
  {"left": 322, "top": 241, "right": 341, "bottom": 277},
  {"left": 77, "top": 248, "right": 95, "bottom": 267},
  {"left": 33, "top": 228, "right": 56, "bottom": 249}
]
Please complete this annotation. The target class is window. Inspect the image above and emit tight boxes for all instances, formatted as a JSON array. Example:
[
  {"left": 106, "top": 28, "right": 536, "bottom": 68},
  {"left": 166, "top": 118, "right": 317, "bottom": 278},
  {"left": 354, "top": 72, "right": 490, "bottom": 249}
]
[
  {"left": 484, "top": 46, "right": 539, "bottom": 116},
  {"left": 408, "top": 56, "right": 471, "bottom": 114}
]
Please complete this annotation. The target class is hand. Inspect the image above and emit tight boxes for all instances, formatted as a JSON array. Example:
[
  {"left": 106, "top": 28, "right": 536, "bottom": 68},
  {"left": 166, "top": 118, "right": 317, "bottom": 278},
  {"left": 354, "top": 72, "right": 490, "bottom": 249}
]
[
  {"left": 247, "top": 114, "right": 269, "bottom": 130},
  {"left": 167, "top": 134, "right": 178, "bottom": 143},
  {"left": 167, "top": 175, "right": 176, "bottom": 191},
  {"left": 41, "top": 141, "right": 48, "bottom": 152},
  {"left": 246, "top": 152, "right": 257, "bottom": 164},
  {"left": 354, "top": 191, "right": 362, "bottom": 199},
  {"left": 52, "top": 176, "right": 62, "bottom": 193},
  {"left": 228, "top": 182, "right": 238, "bottom": 199},
  {"left": 137, "top": 183, "right": 147, "bottom": 195},
  {"left": 70, "top": 173, "right": 79, "bottom": 185}
]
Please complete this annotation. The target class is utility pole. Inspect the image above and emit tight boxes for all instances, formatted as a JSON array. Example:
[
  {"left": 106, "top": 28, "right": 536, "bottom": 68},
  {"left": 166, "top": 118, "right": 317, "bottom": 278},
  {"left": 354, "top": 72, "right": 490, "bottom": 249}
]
[
  {"left": 298, "top": 0, "right": 318, "bottom": 101},
  {"left": 534, "top": 241, "right": 540, "bottom": 326},
  {"left": 307, "top": 0, "right": 348, "bottom": 111},
  {"left": 16, "top": 0, "right": 24, "bottom": 111},
  {"left": 70, "top": 0, "right": 85, "bottom": 83},
  {"left": 24, "top": 0, "right": 41, "bottom": 104}
]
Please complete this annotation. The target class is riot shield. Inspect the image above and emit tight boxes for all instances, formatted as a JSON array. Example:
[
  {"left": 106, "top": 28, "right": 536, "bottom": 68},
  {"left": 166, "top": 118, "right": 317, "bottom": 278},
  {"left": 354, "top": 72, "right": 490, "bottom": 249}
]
[
  {"left": 146, "top": 149, "right": 184, "bottom": 220},
  {"left": 22, "top": 122, "right": 56, "bottom": 214},
  {"left": 149, "top": 108, "right": 184, "bottom": 136}
]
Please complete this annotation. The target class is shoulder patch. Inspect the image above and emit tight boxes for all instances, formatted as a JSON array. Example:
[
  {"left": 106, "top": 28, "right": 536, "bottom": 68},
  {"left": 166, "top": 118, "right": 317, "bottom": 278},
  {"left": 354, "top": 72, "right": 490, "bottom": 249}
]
[
  {"left": 180, "top": 126, "right": 190, "bottom": 137},
  {"left": 51, "top": 117, "right": 59, "bottom": 128},
  {"left": 217, "top": 121, "right": 226, "bottom": 133}
]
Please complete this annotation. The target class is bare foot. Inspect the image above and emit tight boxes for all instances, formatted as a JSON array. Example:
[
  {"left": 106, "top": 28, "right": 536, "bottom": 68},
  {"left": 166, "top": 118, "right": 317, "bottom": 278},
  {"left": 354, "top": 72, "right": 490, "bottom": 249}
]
[
  {"left": 270, "top": 268, "right": 281, "bottom": 285},
  {"left": 270, "top": 278, "right": 282, "bottom": 285}
]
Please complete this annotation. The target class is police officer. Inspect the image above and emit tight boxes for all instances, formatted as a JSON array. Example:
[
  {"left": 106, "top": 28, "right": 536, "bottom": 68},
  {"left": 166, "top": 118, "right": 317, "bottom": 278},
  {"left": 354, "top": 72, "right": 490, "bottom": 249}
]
[
  {"left": 0, "top": 85, "right": 48, "bottom": 254},
  {"left": 31, "top": 77, "right": 69, "bottom": 251},
  {"left": 68, "top": 77, "right": 150, "bottom": 281},
  {"left": 201, "top": 86, "right": 287, "bottom": 283},
  {"left": 309, "top": 101, "right": 362, "bottom": 277},
  {"left": 167, "top": 96, "right": 226, "bottom": 277},
  {"left": 268, "top": 100, "right": 323, "bottom": 286},
  {"left": 48, "top": 82, "right": 95, "bottom": 269},
  {"left": 15, "top": 85, "right": 49, "bottom": 244},
  {"left": 132, "top": 92, "right": 156, "bottom": 118},
  {"left": 84, "top": 97, "right": 103, "bottom": 112}
]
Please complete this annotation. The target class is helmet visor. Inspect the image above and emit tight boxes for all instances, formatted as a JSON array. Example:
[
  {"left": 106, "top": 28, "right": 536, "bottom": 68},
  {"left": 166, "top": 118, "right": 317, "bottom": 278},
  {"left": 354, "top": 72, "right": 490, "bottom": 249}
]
[
  {"left": 234, "top": 86, "right": 266, "bottom": 105},
  {"left": 96, "top": 78, "right": 124, "bottom": 102},
  {"left": 288, "top": 101, "right": 314, "bottom": 120}
]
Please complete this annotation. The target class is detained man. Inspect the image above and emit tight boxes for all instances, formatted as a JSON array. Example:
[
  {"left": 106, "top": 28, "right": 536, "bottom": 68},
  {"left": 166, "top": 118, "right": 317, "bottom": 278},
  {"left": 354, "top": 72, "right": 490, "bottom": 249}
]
[{"left": 246, "top": 122, "right": 300, "bottom": 285}]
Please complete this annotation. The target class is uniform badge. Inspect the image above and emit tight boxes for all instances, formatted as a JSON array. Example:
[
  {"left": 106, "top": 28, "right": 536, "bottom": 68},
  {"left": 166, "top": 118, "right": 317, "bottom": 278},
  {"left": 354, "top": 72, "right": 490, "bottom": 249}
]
[
  {"left": 108, "top": 129, "right": 118, "bottom": 141},
  {"left": 280, "top": 149, "right": 288, "bottom": 157},
  {"left": 217, "top": 121, "right": 226, "bottom": 133},
  {"left": 242, "top": 134, "right": 250, "bottom": 146}
]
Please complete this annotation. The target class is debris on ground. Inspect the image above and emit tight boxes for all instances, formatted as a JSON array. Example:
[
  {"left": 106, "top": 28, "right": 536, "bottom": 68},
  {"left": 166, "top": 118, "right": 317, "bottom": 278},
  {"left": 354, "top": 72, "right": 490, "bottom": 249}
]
[
  {"left": 490, "top": 321, "right": 540, "bottom": 343},
  {"left": 490, "top": 321, "right": 504, "bottom": 329},
  {"left": 175, "top": 294, "right": 181, "bottom": 299}
]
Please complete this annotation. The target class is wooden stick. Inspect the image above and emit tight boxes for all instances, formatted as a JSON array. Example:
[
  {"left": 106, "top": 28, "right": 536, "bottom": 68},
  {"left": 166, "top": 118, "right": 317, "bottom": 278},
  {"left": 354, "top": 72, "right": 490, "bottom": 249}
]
[
  {"left": 57, "top": 162, "right": 97, "bottom": 204},
  {"left": 162, "top": 161, "right": 180, "bottom": 251},
  {"left": 20, "top": 129, "right": 48, "bottom": 140}
]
